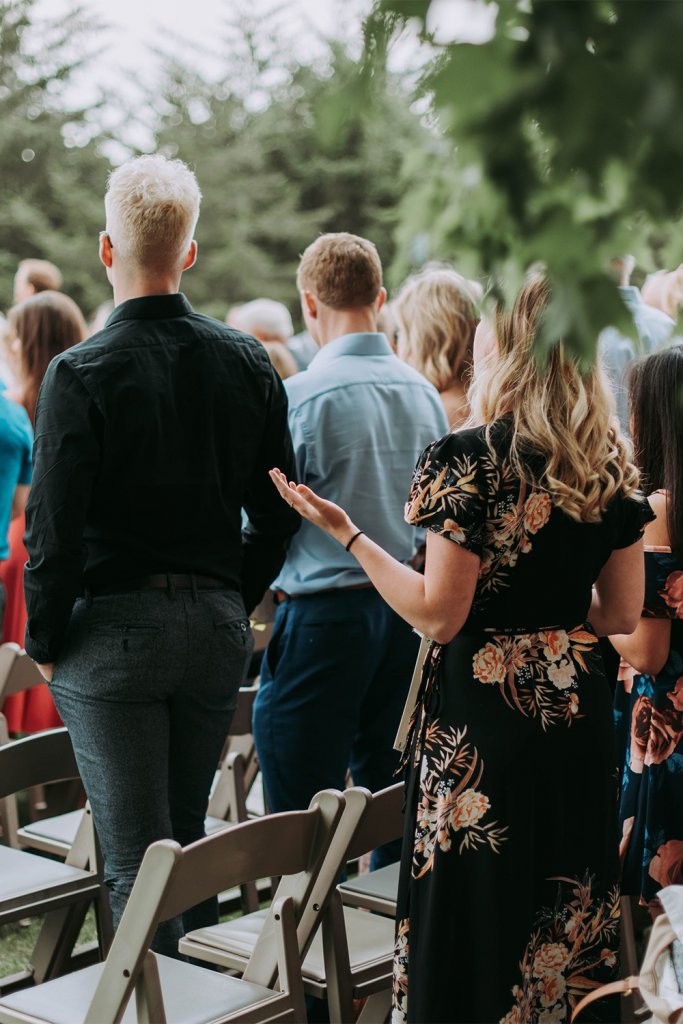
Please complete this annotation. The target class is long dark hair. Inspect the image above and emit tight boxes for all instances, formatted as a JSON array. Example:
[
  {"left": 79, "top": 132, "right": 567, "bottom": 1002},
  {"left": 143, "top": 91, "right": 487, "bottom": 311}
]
[
  {"left": 7, "top": 290, "right": 86, "bottom": 424},
  {"left": 629, "top": 343, "right": 683, "bottom": 559}
]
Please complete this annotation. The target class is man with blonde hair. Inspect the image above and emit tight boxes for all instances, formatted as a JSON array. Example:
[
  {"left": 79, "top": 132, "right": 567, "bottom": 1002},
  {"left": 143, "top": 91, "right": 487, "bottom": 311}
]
[
  {"left": 13, "top": 258, "right": 62, "bottom": 303},
  {"left": 253, "top": 232, "right": 447, "bottom": 863},
  {"left": 23, "top": 154, "right": 299, "bottom": 953}
]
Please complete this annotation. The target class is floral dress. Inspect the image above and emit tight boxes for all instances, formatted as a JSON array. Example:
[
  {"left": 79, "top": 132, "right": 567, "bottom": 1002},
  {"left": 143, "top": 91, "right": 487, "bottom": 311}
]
[
  {"left": 614, "top": 537, "right": 683, "bottom": 908},
  {"left": 393, "top": 418, "right": 652, "bottom": 1024}
]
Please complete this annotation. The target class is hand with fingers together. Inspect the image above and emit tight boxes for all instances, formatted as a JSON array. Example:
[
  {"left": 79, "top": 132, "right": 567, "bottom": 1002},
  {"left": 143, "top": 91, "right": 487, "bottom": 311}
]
[{"left": 269, "top": 468, "right": 363, "bottom": 551}]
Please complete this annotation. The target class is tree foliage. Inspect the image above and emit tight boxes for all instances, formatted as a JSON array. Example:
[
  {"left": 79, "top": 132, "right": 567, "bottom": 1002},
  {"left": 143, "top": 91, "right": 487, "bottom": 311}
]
[
  {"left": 374, "top": 0, "right": 683, "bottom": 356},
  {"left": 152, "top": 21, "right": 429, "bottom": 322},
  {"left": 0, "top": 1, "right": 111, "bottom": 315}
]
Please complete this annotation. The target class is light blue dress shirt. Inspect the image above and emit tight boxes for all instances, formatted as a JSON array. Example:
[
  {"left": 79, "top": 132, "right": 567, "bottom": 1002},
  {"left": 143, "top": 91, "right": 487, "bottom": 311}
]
[
  {"left": 275, "top": 332, "right": 448, "bottom": 595},
  {"left": 599, "top": 286, "right": 674, "bottom": 431}
]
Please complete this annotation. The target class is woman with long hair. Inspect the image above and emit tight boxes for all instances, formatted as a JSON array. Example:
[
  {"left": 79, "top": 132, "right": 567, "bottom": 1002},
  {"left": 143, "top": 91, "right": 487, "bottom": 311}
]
[
  {"left": 611, "top": 344, "right": 683, "bottom": 913},
  {"left": 1, "top": 290, "right": 86, "bottom": 733},
  {"left": 394, "top": 265, "right": 481, "bottom": 430},
  {"left": 270, "top": 274, "right": 650, "bottom": 1023}
]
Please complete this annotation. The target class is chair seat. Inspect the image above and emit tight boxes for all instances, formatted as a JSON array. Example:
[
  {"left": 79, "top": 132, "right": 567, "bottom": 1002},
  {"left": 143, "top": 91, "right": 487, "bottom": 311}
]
[
  {"left": 0, "top": 954, "right": 281, "bottom": 1024},
  {"left": 338, "top": 861, "right": 399, "bottom": 913},
  {"left": 17, "top": 809, "right": 84, "bottom": 851},
  {"left": 184, "top": 905, "right": 395, "bottom": 984},
  {"left": 18, "top": 812, "right": 229, "bottom": 855},
  {"left": 0, "top": 845, "right": 95, "bottom": 915}
]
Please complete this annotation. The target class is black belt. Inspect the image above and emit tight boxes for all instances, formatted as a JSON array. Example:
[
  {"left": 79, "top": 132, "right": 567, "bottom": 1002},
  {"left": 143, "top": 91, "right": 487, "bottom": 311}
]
[{"left": 88, "top": 573, "right": 228, "bottom": 596}]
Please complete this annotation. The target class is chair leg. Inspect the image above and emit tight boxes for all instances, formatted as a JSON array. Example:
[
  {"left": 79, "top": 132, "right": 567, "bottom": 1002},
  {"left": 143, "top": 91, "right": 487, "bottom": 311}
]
[
  {"left": 356, "top": 990, "right": 392, "bottom": 1023},
  {"left": 135, "top": 952, "right": 167, "bottom": 1024},
  {"left": 272, "top": 897, "right": 307, "bottom": 1024},
  {"left": 321, "top": 892, "right": 355, "bottom": 1024},
  {"left": 30, "top": 900, "right": 89, "bottom": 983}
]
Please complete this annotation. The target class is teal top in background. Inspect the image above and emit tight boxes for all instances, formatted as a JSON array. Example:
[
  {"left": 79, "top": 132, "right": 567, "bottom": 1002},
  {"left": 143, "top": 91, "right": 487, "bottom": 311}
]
[
  {"left": 0, "top": 394, "right": 33, "bottom": 559},
  {"left": 275, "top": 332, "right": 448, "bottom": 595}
]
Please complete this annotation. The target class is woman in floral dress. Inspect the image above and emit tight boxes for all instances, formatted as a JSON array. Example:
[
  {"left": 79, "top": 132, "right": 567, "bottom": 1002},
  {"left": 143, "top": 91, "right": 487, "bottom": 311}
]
[
  {"left": 612, "top": 344, "right": 683, "bottom": 912},
  {"left": 269, "top": 274, "right": 651, "bottom": 1023}
]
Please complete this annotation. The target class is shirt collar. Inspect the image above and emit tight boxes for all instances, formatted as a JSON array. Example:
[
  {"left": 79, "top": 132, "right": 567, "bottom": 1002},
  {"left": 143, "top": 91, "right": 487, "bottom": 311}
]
[
  {"left": 308, "top": 332, "right": 393, "bottom": 370},
  {"left": 105, "top": 293, "right": 193, "bottom": 327}
]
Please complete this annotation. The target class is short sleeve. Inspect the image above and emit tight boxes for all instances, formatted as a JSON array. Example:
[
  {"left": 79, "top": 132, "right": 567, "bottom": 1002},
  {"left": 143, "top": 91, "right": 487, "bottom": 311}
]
[
  {"left": 404, "top": 431, "right": 487, "bottom": 556},
  {"left": 612, "top": 493, "right": 656, "bottom": 549}
]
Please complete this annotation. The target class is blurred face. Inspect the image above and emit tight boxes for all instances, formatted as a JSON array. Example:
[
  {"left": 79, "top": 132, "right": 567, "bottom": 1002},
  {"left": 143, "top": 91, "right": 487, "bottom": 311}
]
[{"left": 472, "top": 316, "right": 498, "bottom": 380}]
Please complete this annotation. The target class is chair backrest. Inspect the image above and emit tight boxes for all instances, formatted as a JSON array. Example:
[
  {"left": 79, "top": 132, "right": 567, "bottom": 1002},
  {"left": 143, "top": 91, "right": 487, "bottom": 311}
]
[
  {"left": 86, "top": 791, "right": 346, "bottom": 1023},
  {"left": 0, "top": 728, "right": 80, "bottom": 799},
  {"left": 244, "top": 786, "right": 371, "bottom": 988},
  {"left": 0, "top": 713, "right": 20, "bottom": 848},
  {"left": 344, "top": 782, "right": 404, "bottom": 862},
  {"left": 225, "top": 683, "right": 257, "bottom": 738},
  {"left": 0, "top": 643, "right": 45, "bottom": 702}
]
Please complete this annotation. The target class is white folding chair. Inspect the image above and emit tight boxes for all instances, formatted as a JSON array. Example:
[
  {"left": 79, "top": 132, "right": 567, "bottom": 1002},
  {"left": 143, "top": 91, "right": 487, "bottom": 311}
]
[
  {"left": 180, "top": 783, "right": 404, "bottom": 1024},
  {"left": 0, "top": 729, "right": 111, "bottom": 989},
  {"left": 0, "top": 789, "right": 351, "bottom": 1024}
]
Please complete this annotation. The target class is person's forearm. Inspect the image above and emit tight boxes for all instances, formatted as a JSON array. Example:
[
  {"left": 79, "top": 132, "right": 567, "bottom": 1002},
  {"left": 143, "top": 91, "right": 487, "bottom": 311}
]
[
  {"left": 345, "top": 531, "right": 469, "bottom": 644},
  {"left": 610, "top": 618, "right": 671, "bottom": 676}
]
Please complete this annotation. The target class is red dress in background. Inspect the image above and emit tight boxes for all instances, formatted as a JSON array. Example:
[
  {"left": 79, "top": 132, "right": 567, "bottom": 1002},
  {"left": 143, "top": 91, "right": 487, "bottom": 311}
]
[{"left": 0, "top": 484, "right": 62, "bottom": 734}]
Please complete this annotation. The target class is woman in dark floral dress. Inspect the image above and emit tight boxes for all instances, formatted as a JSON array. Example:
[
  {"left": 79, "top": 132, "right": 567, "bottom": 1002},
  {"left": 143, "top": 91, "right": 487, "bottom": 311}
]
[
  {"left": 612, "top": 345, "right": 683, "bottom": 912},
  {"left": 269, "top": 275, "right": 651, "bottom": 1023}
]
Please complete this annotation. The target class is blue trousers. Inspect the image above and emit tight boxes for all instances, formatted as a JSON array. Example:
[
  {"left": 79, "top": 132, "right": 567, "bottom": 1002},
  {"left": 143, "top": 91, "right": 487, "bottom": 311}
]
[
  {"left": 48, "top": 587, "right": 252, "bottom": 956},
  {"left": 253, "top": 588, "right": 417, "bottom": 867}
]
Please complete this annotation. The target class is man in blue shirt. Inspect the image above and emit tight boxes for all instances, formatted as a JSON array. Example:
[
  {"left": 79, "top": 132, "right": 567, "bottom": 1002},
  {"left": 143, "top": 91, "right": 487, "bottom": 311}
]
[
  {"left": 599, "top": 258, "right": 674, "bottom": 431},
  {"left": 0, "top": 394, "right": 32, "bottom": 624},
  {"left": 253, "top": 233, "right": 448, "bottom": 858}
]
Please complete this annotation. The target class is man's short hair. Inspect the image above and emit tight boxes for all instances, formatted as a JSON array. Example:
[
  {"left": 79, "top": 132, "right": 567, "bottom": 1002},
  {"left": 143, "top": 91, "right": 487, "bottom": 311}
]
[
  {"left": 234, "top": 299, "right": 293, "bottom": 342},
  {"left": 296, "top": 232, "right": 382, "bottom": 310},
  {"left": 17, "top": 259, "right": 62, "bottom": 293},
  {"left": 104, "top": 154, "right": 201, "bottom": 270}
]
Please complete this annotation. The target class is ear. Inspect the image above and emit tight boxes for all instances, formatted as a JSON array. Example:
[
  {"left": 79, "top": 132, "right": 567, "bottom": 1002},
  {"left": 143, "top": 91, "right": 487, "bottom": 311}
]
[
  {"left": 182, "top": 240, "right": 197, "bottom": 272},
  {"left": 375, "top": 286, "right": 387, "bottom": 314},
  {"left": 99, "top": 232, "right": 113, "bottom": 269},
  {"left": 301, "top": 289, "right": 317, "bottom": 319}
]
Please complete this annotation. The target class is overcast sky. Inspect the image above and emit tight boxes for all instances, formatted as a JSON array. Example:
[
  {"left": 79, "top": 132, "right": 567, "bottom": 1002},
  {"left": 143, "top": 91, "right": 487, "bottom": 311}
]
[{"left": 34, "top": 0, "right": 496, "bottom": 151}]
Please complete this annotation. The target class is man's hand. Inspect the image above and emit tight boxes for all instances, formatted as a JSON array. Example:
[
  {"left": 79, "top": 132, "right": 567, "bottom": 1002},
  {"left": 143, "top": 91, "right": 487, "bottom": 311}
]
[{"left": 36, "top": 663, "right": 54, "bottom": 683}]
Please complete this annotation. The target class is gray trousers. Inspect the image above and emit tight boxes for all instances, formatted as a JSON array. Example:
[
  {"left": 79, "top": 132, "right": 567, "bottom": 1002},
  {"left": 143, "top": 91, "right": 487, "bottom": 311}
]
[{"left": 48, "top": 586, "right": 252, "bottom": 956}]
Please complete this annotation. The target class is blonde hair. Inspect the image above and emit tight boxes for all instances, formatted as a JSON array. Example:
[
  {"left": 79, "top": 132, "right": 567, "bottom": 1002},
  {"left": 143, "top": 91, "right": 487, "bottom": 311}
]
[
  {"left": 642, "top": 266, "right": 683, "bottom": 320},
  {"left": 468, "top": 274, "right": 639, "bottom": 523},
  {"left": 104, "top": 155, "right": 201, "bottom": 270},
  {"left": 394, "top": 265, "right": 481, "bottom": 391},
  {"left": 297, "top": 233, "right": 382, "bottom": 309}
]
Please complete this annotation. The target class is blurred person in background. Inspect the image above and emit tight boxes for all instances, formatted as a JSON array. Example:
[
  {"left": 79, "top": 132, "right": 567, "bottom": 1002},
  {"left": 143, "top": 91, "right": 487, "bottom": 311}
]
[
  {"left": 13, "top": 258, "right": 63, "bottom": 305},
  {"left": 642, "top": 264, "right": 683, "bottom": 324},
  {"left": 394, "top": 264, "right": 481, "bottom": 430},
  {"left": 228, "top": 298, "right": 298, "bottom": 380},
  {"left": 0, "top": 291, "right": 87, "bottom": 734},
  {"left": 611, "top": 344, "right": 683, "bottom": 914},
  {"left": 599, "top": 255, "right": 674, "bottom": 432},
  {"left": 89, "top": 299, "right": 114, "bottom": 336},
  {"left": 377, "top": 299, "right": 398, "bottom": 352}
]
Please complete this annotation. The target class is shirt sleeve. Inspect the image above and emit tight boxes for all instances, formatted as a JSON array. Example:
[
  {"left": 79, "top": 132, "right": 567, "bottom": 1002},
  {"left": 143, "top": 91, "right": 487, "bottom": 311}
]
[
  {"left": 404, "top": 431, "right": 488, "bottom": 556},
  {"left": 241, "top": 365, "right": 300, "bottom": 613},
  {"left": 613, "top": 492, "right": 656, "bottom": 549},
  {"left": 24, "top": 358, "right": 103, "bottom": 663}
]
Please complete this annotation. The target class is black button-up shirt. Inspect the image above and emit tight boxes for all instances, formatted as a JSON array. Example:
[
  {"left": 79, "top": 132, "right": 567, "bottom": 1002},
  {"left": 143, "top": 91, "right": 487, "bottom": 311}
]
[{"left": 24, "top": 293, "right": 299, "bottom": 663}]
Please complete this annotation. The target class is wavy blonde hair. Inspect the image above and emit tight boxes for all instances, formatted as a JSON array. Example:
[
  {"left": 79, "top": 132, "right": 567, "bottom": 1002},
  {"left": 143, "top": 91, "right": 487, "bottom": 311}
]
[
  {"left": 393, "top": 265, "right": 481, "bottom": 391},
  {"left": 468, "top": 274, "right": 639, "bottom": 522}
]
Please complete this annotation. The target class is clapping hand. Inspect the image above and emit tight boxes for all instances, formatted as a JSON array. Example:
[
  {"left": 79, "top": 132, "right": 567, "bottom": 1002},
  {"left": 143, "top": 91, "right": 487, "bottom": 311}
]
[{"left": 269, "top": 468, "right": 357, "bottom": 548}]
